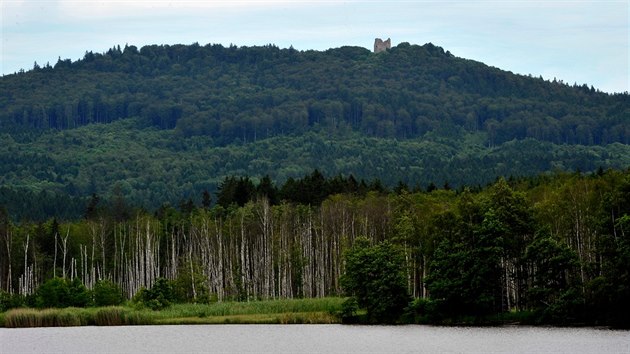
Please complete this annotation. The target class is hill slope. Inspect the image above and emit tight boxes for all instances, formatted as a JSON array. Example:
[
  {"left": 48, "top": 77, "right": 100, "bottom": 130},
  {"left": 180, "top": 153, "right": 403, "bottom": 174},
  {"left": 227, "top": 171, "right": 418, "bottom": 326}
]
[{"left": 0, "top": 42, "right": 628, "bottom": 218}]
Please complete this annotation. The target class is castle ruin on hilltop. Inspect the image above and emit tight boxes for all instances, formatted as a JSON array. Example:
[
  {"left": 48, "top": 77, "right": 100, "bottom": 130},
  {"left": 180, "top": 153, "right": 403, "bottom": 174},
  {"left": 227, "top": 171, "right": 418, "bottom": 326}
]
[{"left": 374, "top": 38, "right": 391, "bottom": 53}]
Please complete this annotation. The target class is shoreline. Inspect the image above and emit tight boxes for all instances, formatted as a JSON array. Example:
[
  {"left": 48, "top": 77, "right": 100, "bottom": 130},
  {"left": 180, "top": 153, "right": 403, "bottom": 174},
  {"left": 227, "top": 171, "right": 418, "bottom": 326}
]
[
  {"left": 2, "top": 303, "right": 625, "bottom": 329},
  {"left": 0, "top": 298, "right": 345, "bottom": 328}
]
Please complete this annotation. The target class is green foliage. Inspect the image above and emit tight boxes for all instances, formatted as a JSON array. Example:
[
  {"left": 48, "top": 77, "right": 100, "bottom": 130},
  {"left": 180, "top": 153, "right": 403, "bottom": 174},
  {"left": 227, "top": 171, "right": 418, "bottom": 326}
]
[
  {"left": 402, "top": 298, "right": 440, "bottom": 324},
  {"left": 34, "top": 277, "right": 92, "bottom": 309},
  {"left": 524, "top": 233, "right": 579, "bottom": 308},
  {"left": 92, "top": 279, "right": 124, "bottom": 307},
  {"left": 426, "top": 236, "right": 482, "bottom": 316},
  {"left": 426, "top": 179, "right": 535, "bottom": 317},
  {"left": 173, "top": 263, "right": 211, "bottom": 304},
  {"left": 67, "top": 278, "right": 92, "bottom": 307},
  {"left": 339, "top": 297, "right": 359, "bottom": 323},
  {"left": 535, "top": 287, "right": 585, "bottom": 325},
  {"left": 2, "top": 297, "right": 345, "bottom": 327},
  {"left": 133, "top": 278, "right": 176, "bottom": 310},
  {"left": 341, "top": 238, "right": 410, "bottom": 323},
  {"left": 0, "top": 290, "right": 25, "bottom": 312},
  {"left": 586, "top": 213, "right": 630, "bottom": 328},
  {"left": 3, "top": 42, "right": 626, "bottom": 145},
  {"left": 216, "top": 176, "right": 257, "bottom": 208},
  {"left": 0, "top": 42, "right": 628, "bottom": 220},
  {"left": 2, "top": 169, "right": 630, "bottom": 328},
  {"left": 149, "top": 297, "right": 345, "bottom": 319},
  {"left": 1, "top": 127, "right": 629, "bottom": 221},
  {"left": 34, "top": 278, "right": 69, "bottom": 308},
  {"left": 426, "top": 217, "right": 503, "bottom": 316}
]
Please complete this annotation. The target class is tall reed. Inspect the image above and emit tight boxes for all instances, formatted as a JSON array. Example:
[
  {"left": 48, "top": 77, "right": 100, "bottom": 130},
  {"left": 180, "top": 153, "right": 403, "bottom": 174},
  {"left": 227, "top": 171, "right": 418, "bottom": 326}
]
[
  {"left": 4, "top": 309, "right": 42, "bottom": 328},
  {"left": 94, "top": 306, "right": 151, "bottom": 326},
  {"left": 153, "top": 297, "right": 345, "bottom": 319},
  {"left": 4, "top": 308, "right": 88, "bottom": 327},
  {"left": 2, "top": 297, "right": 345, "bottom": 327}
]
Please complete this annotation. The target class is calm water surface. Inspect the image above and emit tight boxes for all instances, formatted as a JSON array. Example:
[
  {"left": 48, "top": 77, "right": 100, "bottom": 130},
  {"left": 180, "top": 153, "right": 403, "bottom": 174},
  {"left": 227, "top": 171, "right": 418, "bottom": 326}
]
[{"left": 1, "top": 324, "right": 628, "bottom": 353}]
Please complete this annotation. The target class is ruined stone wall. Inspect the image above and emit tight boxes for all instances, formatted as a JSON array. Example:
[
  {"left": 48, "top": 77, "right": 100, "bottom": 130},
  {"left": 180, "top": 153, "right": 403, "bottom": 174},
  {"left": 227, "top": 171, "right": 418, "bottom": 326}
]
[{"left": 374, "top": 38, "right": 391, "bottom": 53}]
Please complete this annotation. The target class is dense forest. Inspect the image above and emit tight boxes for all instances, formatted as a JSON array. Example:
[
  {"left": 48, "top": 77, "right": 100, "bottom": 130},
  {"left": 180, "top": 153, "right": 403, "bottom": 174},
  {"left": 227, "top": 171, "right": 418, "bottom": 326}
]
[
  {"left": 2, "top": 43, "right": 628, "bottom": 144},
  {"left": 0, "top": 41, "right": 628, "bottom": 325},
  {"left": 0, "top": 170, "right": 629, "bottom": 326},
  {"left": 0, "top": 42, "right": 629, "bottom": 219}
]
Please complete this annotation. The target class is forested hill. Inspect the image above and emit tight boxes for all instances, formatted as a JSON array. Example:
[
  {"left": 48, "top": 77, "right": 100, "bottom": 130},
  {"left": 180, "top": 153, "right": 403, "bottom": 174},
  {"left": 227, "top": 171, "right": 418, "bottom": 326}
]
[
  {"left": 2, "top": 42, "right": 628, "bottom": 144},
  {"left": 0, "top": 42, "right": 629, "bottom": 219}
]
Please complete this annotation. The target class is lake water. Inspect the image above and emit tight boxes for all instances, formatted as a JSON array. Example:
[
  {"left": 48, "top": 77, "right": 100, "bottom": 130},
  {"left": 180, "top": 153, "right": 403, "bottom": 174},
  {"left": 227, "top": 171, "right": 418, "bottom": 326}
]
[{"left": 1, "top": 325, "right": 628, "bottom": 353}]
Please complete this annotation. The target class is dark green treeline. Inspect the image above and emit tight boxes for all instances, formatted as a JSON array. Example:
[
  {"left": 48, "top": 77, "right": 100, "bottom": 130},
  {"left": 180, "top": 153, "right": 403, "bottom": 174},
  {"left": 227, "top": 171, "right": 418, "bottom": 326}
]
[{"left": 1, "top": 169, "right": 628, "bottom": 325}]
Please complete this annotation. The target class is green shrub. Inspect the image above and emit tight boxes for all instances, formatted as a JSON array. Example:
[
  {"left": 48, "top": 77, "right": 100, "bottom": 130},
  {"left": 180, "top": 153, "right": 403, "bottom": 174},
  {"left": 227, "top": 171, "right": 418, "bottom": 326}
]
[
  {"left": 539, "top": 287, "right": 585, "bottom": 324},
  {"left": 339, "top": 297, "right": 359, "bottom": 323},
  {"left": 133, "top": 278, "right": 176, "bottom": 310},
  {"left": 402, "top": 298, "right": 441, "bottom": 324},
  {"left": 0, "top": 290, "right": 25, "bottom": 312},
  {"left": 93, "top": 280, "right": 124, "bottom": 306},
  {"left": 67, "top": 278, "right": 91, "bottom": 307},
  {"left": 35, "top": 278, "right": 70, "bottom": 308},
  {"left": 35, "top": 277, "right": 91, "bottom": 308}
]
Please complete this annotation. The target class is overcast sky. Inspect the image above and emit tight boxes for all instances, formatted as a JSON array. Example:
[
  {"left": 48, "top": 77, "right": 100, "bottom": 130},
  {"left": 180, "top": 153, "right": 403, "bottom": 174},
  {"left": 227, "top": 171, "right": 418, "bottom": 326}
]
[{"left": 2, "top": 0, "right": 628, "bottom": 93}]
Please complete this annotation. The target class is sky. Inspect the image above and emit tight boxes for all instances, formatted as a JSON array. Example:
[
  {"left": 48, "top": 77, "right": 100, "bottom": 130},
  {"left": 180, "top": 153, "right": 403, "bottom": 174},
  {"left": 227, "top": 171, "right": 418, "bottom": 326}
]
[{"left": 1, "top": 0, "right": 628, "bottom": 93}]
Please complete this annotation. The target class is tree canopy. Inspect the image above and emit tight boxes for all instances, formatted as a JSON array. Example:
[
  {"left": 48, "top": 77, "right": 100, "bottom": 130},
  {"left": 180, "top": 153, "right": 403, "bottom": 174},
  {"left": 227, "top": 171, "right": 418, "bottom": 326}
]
[
  {"left": 0, "top": 169, "right": 628, "bottom": 326},
  {"left": 0, "top": 42, "right": 628, "bottom": 219},
  {"left": 341, "top": 238, "right": 409, "bottom": 323}
]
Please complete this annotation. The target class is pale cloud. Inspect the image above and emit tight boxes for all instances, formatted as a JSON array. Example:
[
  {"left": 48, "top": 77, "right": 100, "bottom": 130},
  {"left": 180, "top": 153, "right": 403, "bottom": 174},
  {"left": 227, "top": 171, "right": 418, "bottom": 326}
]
[{"left": 54, "top": 0, "right": 298, "bottom": 19}]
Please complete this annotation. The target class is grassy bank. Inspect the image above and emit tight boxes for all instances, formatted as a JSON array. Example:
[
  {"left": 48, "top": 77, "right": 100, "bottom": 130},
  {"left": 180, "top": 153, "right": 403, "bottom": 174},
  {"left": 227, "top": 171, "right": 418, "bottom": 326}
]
[{"left": 1, "top": 297, "right": 345, "bottom": 328}]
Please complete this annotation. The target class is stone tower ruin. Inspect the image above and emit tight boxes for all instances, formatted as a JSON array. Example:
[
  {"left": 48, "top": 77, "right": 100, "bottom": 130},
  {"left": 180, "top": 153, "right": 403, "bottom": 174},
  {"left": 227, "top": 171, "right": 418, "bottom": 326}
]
[{"left": 374, "top": 38, "right": 391, "bottom": 53}]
